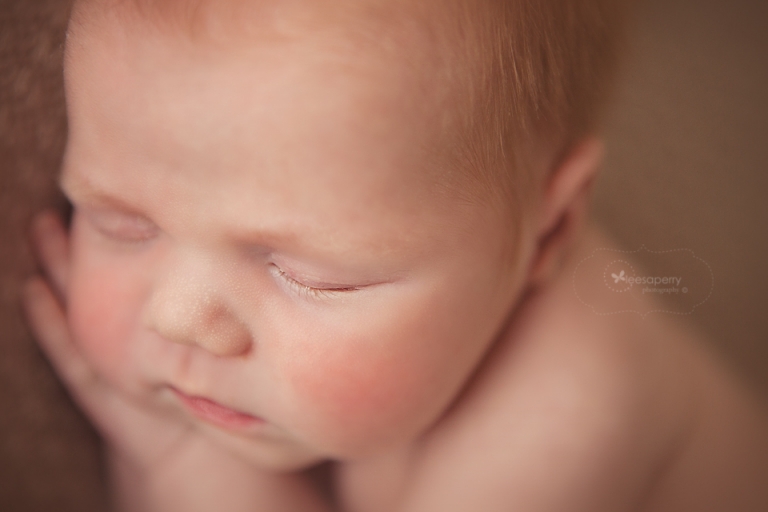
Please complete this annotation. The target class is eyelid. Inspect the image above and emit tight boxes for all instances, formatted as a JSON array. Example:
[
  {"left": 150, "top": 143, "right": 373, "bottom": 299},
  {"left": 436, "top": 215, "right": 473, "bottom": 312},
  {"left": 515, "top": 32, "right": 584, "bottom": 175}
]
[
  {"left": 269, "top": 264, "right": 361, "bottom": 299},
  {"left": 82, "top": 207, "right": 159, "bottom": 243}
]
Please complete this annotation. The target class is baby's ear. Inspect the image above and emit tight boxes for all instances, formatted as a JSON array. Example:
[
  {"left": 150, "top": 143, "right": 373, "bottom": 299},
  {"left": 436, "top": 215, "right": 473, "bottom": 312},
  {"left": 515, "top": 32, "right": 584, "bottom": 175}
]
[
  {"left": 538, "top": 137, "right": 605, "bottom": 235},
  {"left": 527, "top": 137, "right": 605, "bottom": 285}
]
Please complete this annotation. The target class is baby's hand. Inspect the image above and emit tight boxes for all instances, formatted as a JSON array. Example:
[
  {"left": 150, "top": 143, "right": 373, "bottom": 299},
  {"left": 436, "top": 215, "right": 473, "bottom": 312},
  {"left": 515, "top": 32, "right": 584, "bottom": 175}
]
[{"left": 21, "top": 210, "right": 196, "bottom": 475}]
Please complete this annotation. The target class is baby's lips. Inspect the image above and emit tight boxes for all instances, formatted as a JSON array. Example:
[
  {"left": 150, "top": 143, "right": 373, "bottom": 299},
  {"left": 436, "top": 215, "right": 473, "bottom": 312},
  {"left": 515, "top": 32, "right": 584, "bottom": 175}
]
[{"left": 170, "top": 386, "right": 266, "bottom": 431}]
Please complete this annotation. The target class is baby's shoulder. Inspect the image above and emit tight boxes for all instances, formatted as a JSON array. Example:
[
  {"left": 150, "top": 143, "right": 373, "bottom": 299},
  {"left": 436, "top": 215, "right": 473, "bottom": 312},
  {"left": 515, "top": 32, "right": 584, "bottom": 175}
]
[
  {"left": 388, "top": 229, "right": 701, "bottom": 511},
  {"left": 338, "top": 226, "right": 768, "bottom": 511}
]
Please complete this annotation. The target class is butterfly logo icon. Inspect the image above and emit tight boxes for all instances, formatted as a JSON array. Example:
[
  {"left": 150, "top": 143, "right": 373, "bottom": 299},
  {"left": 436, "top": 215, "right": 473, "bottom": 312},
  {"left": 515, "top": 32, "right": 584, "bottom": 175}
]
[{"left": 612, "top": 270, "right": 627, "bottom": 284}]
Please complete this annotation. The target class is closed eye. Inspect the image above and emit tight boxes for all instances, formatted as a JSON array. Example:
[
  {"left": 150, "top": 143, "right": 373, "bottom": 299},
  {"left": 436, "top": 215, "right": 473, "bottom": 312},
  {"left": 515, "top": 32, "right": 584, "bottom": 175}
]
[
  {"left": 82, "top": 208, "right": 159, "bottom": 244},
  {"left": 270, "top": 264, "right": 361, "bottom": 299}
]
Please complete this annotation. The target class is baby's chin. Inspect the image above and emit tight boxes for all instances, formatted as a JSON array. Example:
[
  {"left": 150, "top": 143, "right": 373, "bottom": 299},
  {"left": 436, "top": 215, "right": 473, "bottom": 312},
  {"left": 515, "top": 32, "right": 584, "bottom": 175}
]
[{"left": 195, "top": 419, "right": 332, "bottom": 472}]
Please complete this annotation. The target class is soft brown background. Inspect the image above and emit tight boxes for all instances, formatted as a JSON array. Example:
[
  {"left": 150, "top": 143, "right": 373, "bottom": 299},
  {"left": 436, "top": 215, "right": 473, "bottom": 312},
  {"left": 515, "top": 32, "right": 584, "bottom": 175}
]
[
  {"left": 594, "top": 0, "right": 768, "bottom": 395},
  {"left": 1, "top": 0, "right": 766, "bottom": 509}
]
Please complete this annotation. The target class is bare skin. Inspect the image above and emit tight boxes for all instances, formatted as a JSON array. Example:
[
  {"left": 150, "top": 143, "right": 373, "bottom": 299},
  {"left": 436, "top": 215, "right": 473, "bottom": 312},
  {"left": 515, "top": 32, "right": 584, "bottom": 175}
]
[
  {"left": 25, "top": 214, "right": 768, "bottom": 511},
  {"left": 21, "top": 1, "right": 768, "bottom": 510},
  {"left": 326, "top": 223, "right": 768, "bottom": 512}
]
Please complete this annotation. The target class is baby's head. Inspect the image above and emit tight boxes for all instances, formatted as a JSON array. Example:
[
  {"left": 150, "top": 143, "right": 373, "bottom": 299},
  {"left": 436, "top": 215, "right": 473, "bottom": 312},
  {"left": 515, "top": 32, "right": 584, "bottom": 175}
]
[{"left": 60, "top": 0, "right": 624, "bottom": 470}]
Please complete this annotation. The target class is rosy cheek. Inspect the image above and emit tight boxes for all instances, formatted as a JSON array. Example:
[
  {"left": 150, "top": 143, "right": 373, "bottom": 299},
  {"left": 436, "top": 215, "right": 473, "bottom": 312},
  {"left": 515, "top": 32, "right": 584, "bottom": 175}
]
[
  {"left": 67, "top": 232, "right": 146, "bottom": 385},
  {"left": 68, "top": 272, "right": 137, "bottom": 382},
  {"left": 281, "top": 331, "right": 434, "bottom": 455}
]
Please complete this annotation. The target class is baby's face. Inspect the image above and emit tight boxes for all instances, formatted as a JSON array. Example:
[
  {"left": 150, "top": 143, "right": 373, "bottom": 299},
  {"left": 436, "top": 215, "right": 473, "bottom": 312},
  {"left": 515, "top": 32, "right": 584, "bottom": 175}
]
[{"left": 62, "top": 11, "right": 528, "bottom": 469}]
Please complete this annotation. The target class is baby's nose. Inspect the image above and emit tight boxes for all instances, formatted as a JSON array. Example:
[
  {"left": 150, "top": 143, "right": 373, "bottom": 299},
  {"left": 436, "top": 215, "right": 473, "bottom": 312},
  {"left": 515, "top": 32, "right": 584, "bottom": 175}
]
[{"left": 144, "top": 267, "right": 252, "bottom": 357}]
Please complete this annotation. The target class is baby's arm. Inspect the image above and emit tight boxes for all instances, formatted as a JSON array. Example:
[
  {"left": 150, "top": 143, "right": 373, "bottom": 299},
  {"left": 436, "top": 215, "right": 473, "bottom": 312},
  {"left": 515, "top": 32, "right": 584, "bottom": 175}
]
[
  {"left": 108, "top": 440, "right": 332, "bottom": 512},
  {"left": 22, "top": 211, "right": 334, "bottom": 512}
]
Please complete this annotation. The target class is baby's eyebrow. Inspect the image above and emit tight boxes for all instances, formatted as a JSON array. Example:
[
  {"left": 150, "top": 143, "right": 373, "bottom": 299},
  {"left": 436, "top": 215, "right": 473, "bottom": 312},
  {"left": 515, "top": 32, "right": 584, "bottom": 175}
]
[
  {"left": 58, "top": 171, "right": 396, "bottom": 268},
  {"left": 228, "top": 224, "right": 304, "bottom": 251},
  {"left": 60, "top": 171, "right": 324, "bottom": 252},
  {"left": 59, "top": 172, "right": 145, "bottom": 214}
]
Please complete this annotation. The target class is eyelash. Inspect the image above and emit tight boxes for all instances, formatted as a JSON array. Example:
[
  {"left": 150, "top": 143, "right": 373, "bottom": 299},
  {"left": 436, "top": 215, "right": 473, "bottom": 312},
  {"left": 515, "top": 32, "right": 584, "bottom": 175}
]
[{"left": 271, "top": 265, "right": 359, "bottom": 300}]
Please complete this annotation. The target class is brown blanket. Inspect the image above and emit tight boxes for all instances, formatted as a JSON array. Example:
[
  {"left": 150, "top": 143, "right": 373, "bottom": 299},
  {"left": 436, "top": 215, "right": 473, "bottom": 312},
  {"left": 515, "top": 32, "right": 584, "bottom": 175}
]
[{"left": 1, "top": 1, "right": 106, "bottom": 510}]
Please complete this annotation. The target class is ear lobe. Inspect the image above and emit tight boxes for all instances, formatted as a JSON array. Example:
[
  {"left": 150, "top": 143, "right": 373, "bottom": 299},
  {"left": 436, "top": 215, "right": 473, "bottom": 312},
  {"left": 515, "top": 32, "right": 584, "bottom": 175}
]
[{"left": 538, "top": 137, "right": 605, "bottom": 236}]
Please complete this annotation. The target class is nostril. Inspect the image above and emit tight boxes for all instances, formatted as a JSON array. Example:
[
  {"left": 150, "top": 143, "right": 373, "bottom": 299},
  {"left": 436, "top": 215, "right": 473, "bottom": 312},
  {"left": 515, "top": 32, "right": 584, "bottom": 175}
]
[
  {"left": 199, "top": 319, "right": 253, "bottom": 357},
  {"left": 145, "top": 290, "right": 253, "bottom": 357}
]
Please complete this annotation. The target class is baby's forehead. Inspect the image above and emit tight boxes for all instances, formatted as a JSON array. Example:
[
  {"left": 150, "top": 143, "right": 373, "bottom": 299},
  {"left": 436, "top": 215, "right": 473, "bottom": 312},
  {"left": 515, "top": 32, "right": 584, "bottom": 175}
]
[
  {"left": 71, "top": 2, "right": 478, "bottom": 144},
  {"left": 64, "top": 3, "right": 479, "bottom": 203},
  {"left": 69, "top": 0, "right": 515, "bottom": 213},
  {"left": 74, "top": 0, "right": 456, "bottom": 59},
  {"left": 71, "top": 0, "right": 471, "bottom": 112}
]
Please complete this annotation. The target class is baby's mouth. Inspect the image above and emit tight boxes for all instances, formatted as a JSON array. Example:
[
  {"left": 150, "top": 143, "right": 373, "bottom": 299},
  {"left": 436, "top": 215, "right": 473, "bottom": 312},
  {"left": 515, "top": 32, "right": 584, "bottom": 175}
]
[{"left": 170, "top": 386, "right": 265, "bottom": 430}]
